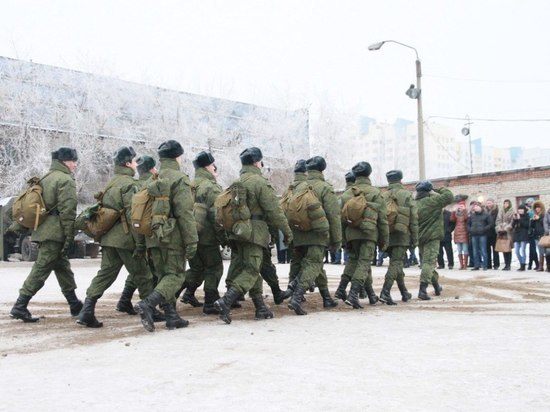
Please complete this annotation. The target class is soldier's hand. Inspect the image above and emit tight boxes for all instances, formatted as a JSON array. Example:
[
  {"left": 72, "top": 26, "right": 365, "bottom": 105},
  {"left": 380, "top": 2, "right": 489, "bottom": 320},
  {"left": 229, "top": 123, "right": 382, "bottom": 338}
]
[
  {"left": 61, "top": 238, "right": 74, "bottom": 258},
  {"left": 185, "top": 243, "right": 198, "bottom": 260}
]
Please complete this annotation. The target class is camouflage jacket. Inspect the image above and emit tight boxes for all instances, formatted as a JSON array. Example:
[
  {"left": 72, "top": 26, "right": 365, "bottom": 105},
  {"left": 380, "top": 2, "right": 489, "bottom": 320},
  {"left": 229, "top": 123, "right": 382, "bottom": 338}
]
[
  {"left": 292, "top": 170, "right": 342, "bottom": 248},
  {"left": 32, "top": 160, "right": 77, "bottom": 243},
  {"left": 384, "top": 182, "right": 419, "bottom": 247},
  {"left": 416, "top": 187, "right": 454, "bottom": 245},
  {"left": 136, "top": 171, "right": 154, "bottom": 189},
  {"left": 193, "top": 167, "right": 226, "bottom": 246}
]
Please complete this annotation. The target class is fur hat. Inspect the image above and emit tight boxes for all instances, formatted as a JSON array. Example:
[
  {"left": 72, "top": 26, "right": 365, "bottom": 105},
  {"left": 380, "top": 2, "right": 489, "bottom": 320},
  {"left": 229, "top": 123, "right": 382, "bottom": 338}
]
[
  {"left": 52, "top": 147, "right": 78, "bottom": 162},
  {"left": 158, "top": 140, "right": 184, "bottom": 159},
  {"left": 193, "top": 151, "right": 215, "bottom": 169},
  {"left": 136, "top": 155, "right": 156, "bottom": 174},
  {"left": 345, "top": 171, "right": 355, "bottom": 183},
  {"left": 351, "top": 161, "right": 372, "bottom": 177},
  {"left": 294, "top": 159, "right": 307, "bottom": 173},
  {"left": 240, "top": 147, "right": 263, "bottom": 165},
  {"left": 306, "top": 156, "right": 327, "bottom": 172},
  {"left": 113, "top": 146, "right": 136, "bottom": 166},
  {"left": 386, "top": 169, "right": 403, "bottom": 183},
  {"left": 415, "top": 180, "right": 433, "bottom": 193}
]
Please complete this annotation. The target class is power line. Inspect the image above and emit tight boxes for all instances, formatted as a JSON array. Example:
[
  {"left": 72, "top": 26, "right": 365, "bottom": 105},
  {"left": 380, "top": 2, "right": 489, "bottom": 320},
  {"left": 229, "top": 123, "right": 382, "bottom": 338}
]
[
  {"left": 428, "top": 116, "right": 550, "bottom": 123},
  {"left": 425, "top": 74, "right": 550, "bottom": 84}
]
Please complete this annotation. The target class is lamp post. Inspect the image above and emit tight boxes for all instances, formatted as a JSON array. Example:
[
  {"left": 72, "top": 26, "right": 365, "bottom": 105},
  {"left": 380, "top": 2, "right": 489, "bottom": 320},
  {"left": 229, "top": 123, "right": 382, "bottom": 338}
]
[{"left": 368, "top": 40, "right": 426, "bottom": 180}]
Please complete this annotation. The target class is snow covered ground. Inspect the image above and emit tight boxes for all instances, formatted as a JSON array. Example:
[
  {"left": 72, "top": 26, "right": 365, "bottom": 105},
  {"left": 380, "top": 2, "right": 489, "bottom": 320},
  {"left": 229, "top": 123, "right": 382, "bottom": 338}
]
[{"left": 1, "top": 258, "right": 550, "bottom": 411}]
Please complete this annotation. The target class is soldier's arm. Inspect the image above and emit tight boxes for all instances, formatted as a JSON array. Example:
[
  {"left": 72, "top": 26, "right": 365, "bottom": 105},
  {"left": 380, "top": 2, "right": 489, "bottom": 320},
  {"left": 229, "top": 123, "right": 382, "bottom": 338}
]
[
  {"left": 433, "top": 187, "right": 454, "bottom": 207},
  {"left": 375, "top": 192, "right": 389, "bottom": 248},
  {"left": 173, "top": 175, "right": 199, "bottom": 246},
  {"left": 258, "top": 181, "right": 292, "bottom": 240},
  {"left": 409, "top": 197, "right": 419, "bottom": 247},
  {"left": 322, "top": 186, "right": 342, "bottom": 245},
  {"left": 57, "top": 175, "right": 77, "bottom": 240}
]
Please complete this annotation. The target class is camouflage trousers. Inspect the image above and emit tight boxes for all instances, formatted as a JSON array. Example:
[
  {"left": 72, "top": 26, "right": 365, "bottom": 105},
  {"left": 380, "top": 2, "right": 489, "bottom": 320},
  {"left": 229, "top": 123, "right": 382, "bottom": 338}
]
[
  {"left": 342, "top": 239, "right": 376, "bottom": 286},
  {"left": 185, "top": 244, "right": 224, "bottom": 296},
  {"left": 225, "top": 241, "right": 264, "bottom": 297},
  {"left": 419, "top": 239, "right": 440, "bottom": 284},
  {"left": 149, "top": 247, "right": 187, "bottom": 305},
  {"left": 384, "top": 245, "right": 408, "bottom": 283}
]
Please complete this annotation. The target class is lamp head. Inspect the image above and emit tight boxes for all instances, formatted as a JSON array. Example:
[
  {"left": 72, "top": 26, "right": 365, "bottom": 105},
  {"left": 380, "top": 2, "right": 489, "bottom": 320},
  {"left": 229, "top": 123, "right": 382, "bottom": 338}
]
[
  {"left": 405, "top": 84, "right": 420, "bottom": 99},
  {"left": 368, "top": 41, "right": 385, "bottom": 51}
]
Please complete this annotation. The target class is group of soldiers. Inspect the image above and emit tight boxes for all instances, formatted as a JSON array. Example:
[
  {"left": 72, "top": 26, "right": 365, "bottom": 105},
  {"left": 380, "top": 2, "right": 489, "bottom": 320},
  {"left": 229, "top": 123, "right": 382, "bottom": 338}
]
[{"left": 8, "top": 141, "right": 454, "bottom": 332}]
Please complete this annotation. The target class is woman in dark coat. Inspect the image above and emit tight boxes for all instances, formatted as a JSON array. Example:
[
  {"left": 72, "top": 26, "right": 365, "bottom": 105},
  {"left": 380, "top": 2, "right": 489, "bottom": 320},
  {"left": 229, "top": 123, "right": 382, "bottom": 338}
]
[{"left": 512, "top": 204, "right": 530, "bottom": 271}]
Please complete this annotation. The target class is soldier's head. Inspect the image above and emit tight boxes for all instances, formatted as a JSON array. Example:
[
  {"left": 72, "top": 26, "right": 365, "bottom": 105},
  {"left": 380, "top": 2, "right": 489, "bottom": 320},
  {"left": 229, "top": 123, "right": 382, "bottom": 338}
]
[
  {"left": 136, "top": 155, "right": 156, "bottom": 176},
  {"left": 114, "top": 146, "right": 137, "bottom": 170},
  {"left": 386, "top": 169, "right": 403, "bottom": 184},
  {"left": 193, "top": 151, "right": 217, "bottom": 175},
  {"left": 306, "top": 156, "right": 327, "bottom": 172},
  {"left": 240, "top": 147, "right": 263, "bottom": 167},
  {"left": 415, "top": 180, "right": 433, "bottom": 193},
  {"left": 294, "top": 159, "right": 307, "bottom": 174},
  {"left": 345, "top": 171, "right": 355, "bottom": 184},
  {"left": 351, "top": 161, "right": 371, "bottom": 177},
  {"left": 158, "top": 140, "right": 184, "bottom": 163},
  {"left": 52, "top": 147, "right": 78, "bottom": 173}
]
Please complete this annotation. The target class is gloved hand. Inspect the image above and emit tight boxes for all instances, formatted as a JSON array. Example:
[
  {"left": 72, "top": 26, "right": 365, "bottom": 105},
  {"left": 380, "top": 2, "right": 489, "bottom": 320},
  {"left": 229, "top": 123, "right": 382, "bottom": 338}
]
[
  {"left": 61, "top": 238, "right": 74, "bottom": 258},
  {"left": 132, "top": 244, "right": 145, "bottom": 259},
  {"left": 185, "top": 243, "right": 198, "bottom": 260},
  {"left": 329, "top": 241, "right": 341, "bottom": 255}
]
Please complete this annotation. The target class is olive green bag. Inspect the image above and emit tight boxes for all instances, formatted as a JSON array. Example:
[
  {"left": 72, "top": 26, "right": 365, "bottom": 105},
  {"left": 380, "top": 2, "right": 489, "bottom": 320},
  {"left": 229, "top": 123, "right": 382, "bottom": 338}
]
[
  {"left": 286, "top": 185, "right": 329, "bottom": 232},
  {"left": 214, "top": 179, "right": 252, "bottom": 241}
]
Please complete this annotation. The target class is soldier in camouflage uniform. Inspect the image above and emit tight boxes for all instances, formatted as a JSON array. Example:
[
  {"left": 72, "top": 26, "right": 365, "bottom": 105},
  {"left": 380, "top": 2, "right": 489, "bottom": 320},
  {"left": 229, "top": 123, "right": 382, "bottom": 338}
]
[
  {"left": 134, "top": 140, "right": 199, "bottom": 331},
  {"left": 10, "top": 147, "right": 82, "bottom": 322},
  {"left": 116, "top": 155, "right": 157, "bottom": 316},
  {"left": 379, "top": 170, "right": 418, "bottom": 305},
  {"left": 336, "top": 162, "right": 388, "bottom": 309},
  {"left": 287, "top": 156, "right": 342, "bottom": 315},
  {"left": 77, "top": 147, "right": 154, "bottom": 328},
  {"left": 214, "top": 147, "right": 292, "bottom": 324},
  {"left": 179, "top": 151, "right": 227, "bottom": 315},
  {"left": 415, "top": 180, "right": 454, "bottom": 300}
]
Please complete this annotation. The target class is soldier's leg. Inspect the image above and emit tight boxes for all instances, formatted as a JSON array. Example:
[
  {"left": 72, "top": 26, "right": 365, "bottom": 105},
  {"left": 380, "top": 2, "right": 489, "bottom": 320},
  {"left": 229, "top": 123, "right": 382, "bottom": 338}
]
[
  {"left": 202, "top": 245, "right": 224, "bottom": 314},
  {"left": 288, "top": 245, "right": 324, "bottom": 315},
  {"left": 347, "top": 241, "right": 375, "bottom": 308},
  {"left": 419, "top": 239, "right": 440, "bottom": 299},
  {"left": 260, "top": 247, "right": 286, "bottom": 304},
  {"left": 51, "top": 254, "right": 82, "bottom": 315},
  {"left": 120, "top": 249, "right": 154, "bottom": 299},
  {"left": 20, "top": 241, "right": 63, "bottom": 297},
  {"left": 381, "top": 246, "right": 406, "bottom": 305},
  {"left": 180, "top": 247, "right": 207, "bottom": 306},
  {"left": 287, "top": 243, "right": 302, "bottom": 284},
  {"left": 315, "top": 268, "right": 338, "bottom": 308},
  {"left": 85, "top": 246, "right": 124, "bottom": 299}
]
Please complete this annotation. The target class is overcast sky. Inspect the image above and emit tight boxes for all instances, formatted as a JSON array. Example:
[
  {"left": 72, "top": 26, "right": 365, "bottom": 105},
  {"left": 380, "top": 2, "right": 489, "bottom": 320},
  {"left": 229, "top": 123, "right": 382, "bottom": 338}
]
[{"left": 2, "top": 0, "right": 550, "bottom": 149}]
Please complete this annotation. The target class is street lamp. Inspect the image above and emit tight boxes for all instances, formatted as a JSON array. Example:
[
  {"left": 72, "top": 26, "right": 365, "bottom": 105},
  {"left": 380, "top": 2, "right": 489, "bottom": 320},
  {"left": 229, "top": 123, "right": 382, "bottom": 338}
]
[{"left": 368, "top": 40, "right": 426, "bottom": 180}]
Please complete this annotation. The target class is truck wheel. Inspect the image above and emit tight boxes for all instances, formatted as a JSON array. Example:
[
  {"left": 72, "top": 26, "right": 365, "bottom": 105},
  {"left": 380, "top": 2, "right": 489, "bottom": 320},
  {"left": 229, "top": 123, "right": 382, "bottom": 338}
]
[{"left": 21, "top": 236, "right": 39, "bottom": 262}]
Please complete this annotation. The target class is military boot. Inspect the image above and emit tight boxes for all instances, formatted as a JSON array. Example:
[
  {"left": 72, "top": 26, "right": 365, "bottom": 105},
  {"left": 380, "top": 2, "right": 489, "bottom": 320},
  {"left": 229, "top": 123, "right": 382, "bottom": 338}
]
[
  {"left": 214, "top": 287, "right": 241, "bottom": 324},
  {"left": 319, "top": 288, "right": 338, "bottom": 308},
  {"left": 152, "top": 307, "right": 166, "bottom": 322},
  {"left": 345, "top": 281, "right": 364, "bottom": 309},
  {"left": 432, "top": 280, "right": 443, "bottom": 296},
  {"left": 76, "top": 297, "right": 103, "bottom": 328},
  {"left": 116, "top": 286, "right": 137, "bottom": 315},
  {"left": 281, "top": 277, "right": 298, "bottom": 300},
  {"left": 396, "top": 278, "right": 412, "bottom": 302},
  {"left": 161, "top": 303, "right": 189, "bottom": 330},
  {"left": 418, "top": 282, "right": 431, "bottom": 300},
  {"left": 379, "top": 279, "right": 397, "bottom": 305},
  {"left": 63, "top": 290, "right": 84, "bottom": 316},
  {"left": 359, "top": 285, "right": 367, "bottom": 299},
  {"left": 270, "top": 284, "right": 286, "bottom": 305},
  {"left": 180, "top": 286, "right": 203, "bottom": 307},
  {"left": 252, "top": 295, "right": 274, "bottom": 320},
  {"left": 135, "top": 290, "right": 163, "bottom": 332},
  {"left": 334, "top": 277, "right": 349, "bottom": 301},
  {"left": 10, "top": 294, "right": 39, "bottom": 323},
  {"left": 203, "top": 291, "right": 220, "bottom": 315},
  {"left": 288, "top": 286, "right": 308, "bottom": 315},
  {"left": 365, "top": 285, "right": 379, "bottom": 305}
]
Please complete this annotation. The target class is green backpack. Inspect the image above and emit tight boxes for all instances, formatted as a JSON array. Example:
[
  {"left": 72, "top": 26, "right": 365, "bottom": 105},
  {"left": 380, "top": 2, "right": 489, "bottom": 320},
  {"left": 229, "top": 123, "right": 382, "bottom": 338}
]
[
  {"left": 341, "top": 186, "right": 379, "bottom": 234},
  {"left": 286, "top": 184, "right": 328, "bottom": 232},
  {"left": 12, "top": 174, "right": 52, "bottom": 231},
  {"left": 214, "top": 179, "right": 252, "bottom": 241}
]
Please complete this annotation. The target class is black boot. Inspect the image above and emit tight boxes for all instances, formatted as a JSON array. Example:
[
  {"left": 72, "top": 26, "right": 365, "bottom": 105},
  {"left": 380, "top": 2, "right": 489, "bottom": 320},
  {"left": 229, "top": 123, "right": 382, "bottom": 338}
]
[
  {"left": 366, "top": 285, "right": 379, "bottom": 305},
  {"left": 288, "top": 286, "right": 308, "bottom": 315},
  {"left": 418, "top": 282, "right": 431, "bottom": 300},
  {"left": 135, "top": 290, "right": 163, "bottom": 332},
  {"left": 116, "top": 286, "right": 137, "bottom": 315},
  {"left": 518, "top": 263, "right": 526, "bottom": 272},
  {"left": 319, "top": 288, "right": 338, "bottom": 308},
  {"left": 63, "top": 290, "right": 84, "bottom": 316},
  {"left": 334, "top": 278, "right": 349, "bottom": 301},
  {"left": 270, "top": 284, "right": 286, "bottom": 305},
  {"left": 180, "top": 286, "right": 203, "bottom": 307},
  {"left": 379, "top": 279, "right": 397, "bottom": 305},
  {"left": 345, "top": 281, "right": 364, "bottom": 309},
  {"left": 252, "top": 295, "right": 274, "bottom": 320},
  {"left": 282, "top": 278, "right": 298, "bottom": 300},
  {"left": 359, "top": 285, "right": 367, "bottom": 299},
  {"left": 76, "top": 297, "right": 103, "bottom": 328},
  {"left": 396, "top": 278, "right": 412, "bottom": 302},
  {"left": 10, "top": 294, "right": 39, "bottom": 323},
  {"left": 546, "top": 255, "right": 550, "bottom": 273},
  {"left": 162, "top": 303, "right": 189, "bottom": 329},
  {"left": 432, "top": 280, "right": 443, "bottom": 296},
  {"left": 203, "top": 291, "right": 221, "bottom": 315},
  {"left": 214, "top": 287, "right": 241, "bottom": 324},
  {"left": 152, "top": 307, "right": 166, "bottom": 322}
]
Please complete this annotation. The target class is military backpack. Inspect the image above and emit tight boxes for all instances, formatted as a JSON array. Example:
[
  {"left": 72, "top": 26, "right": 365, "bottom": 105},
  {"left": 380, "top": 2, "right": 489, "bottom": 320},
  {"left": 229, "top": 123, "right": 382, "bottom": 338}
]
[
  {"left": 286, "top": 184, "right": 329, "bottom": 232},
  {"left": 341, "top": 186, "right": 380, "bottom": 233},
  {"left": 12, "top": 174, "right": 52, "bottom": 231},
  {"left": 383, "top": 190, "right": 411, "bottom": 234},
  {"left": 214, "top": 178, "right": 253, "bottom": 241}
]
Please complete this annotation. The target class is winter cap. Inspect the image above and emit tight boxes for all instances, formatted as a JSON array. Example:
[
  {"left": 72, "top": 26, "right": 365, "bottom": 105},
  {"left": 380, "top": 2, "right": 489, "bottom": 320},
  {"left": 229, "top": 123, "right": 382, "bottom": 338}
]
[
  {"left": 193, "top": 151, "right": 215, "bottom": 169},
  {"left": 136, "top": 155, "right": 156, "bottom": 174},
  {"left": 345, "top": 171, "right": 356, "bottom": 184},
  {"left": 458, "top": 201, "right": 466, "bottom": 206},
  {"left": 52, "top": 147, "right": 78, "bottom": 162},
  {"left": 351, "top": 161, "right": 372, "bottom": 177},
  {"left": 415, "top": 180, "right": 433, "bottom": 193},
  {"left": 113, "top": 146, "right": 136, "bottom": 166},
  {"left": 240, "top": 147, "right": 263, "bottom": 165},
  {"left": 158, "top": 140, "right": 184, "bottom": 159},
  {"left": 386, "top": 169, "right": 403, "bottom": 183},
  {"left": 294, "top": 159, "right": 307, "bottom": 173},
  {"left": 306, "top": 156, "right": 327, "bottom": 172}
]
